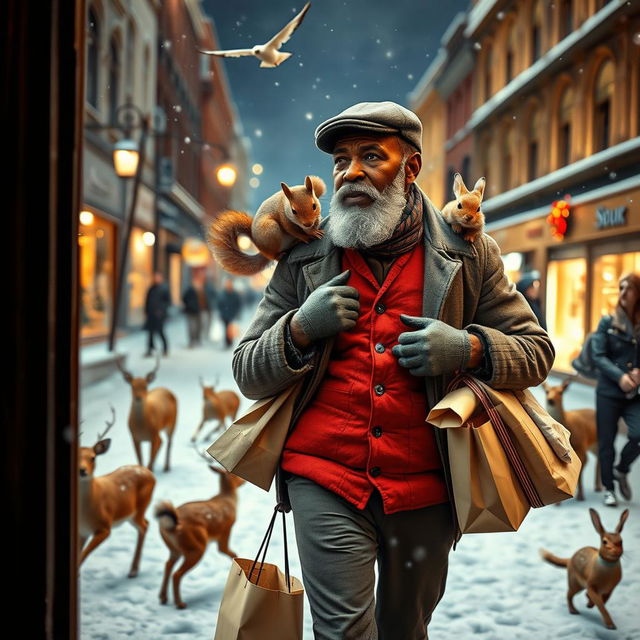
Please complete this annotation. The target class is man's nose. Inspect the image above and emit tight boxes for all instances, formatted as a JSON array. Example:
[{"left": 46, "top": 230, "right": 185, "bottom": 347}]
[{"left": 342, "top": 159, "right": 365, "bottom": 182}]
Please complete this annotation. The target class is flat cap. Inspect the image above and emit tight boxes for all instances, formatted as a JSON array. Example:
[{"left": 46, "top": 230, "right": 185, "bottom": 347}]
[{"left": 315, "top": 101, "right": 422, "bottom": 154}]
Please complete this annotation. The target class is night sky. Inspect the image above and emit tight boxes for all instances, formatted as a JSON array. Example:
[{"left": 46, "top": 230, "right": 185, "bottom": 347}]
[{"left": 202, "top": 0, "right": 470, "bottom": 210}]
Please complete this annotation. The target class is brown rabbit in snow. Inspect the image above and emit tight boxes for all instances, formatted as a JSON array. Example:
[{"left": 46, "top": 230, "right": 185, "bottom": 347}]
[{"left": 540, "top": 508, "right": 629, "bottom": 630}]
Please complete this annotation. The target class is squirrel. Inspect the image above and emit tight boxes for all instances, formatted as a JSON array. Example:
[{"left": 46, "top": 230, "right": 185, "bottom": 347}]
[
  {"left": 441, "top": 172, "right": 486, "bottom": 243},
  {"left": 207, "top": 175, "right": 326, "bottom": 276}
]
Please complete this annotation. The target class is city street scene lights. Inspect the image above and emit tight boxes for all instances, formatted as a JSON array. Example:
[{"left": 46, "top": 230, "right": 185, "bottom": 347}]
[
  {"left": 112, "top": 137, "right": 140, "bottom": 178},
  {"left": 216, "top": 163, "right": 237, "bottom": 187}
]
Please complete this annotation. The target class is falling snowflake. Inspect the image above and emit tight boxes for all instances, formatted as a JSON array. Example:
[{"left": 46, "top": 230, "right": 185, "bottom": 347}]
[
  {"left": 497, "top": 11, "right": 505, "bottom": 20},
  {"left": 255, "top": 129, "right": 263, "bottom": 137},
  {"left": 412, "top": 546, "right": 427, "bottom": 562},
  {"left": 352, "top": 83, "right": 358, "bottom": 88},
  {"left": 184, "top": 136, "right": 191, "bottom": 144},
  {"left": 315, "top": 77, "right": 321, "bottom": 83},
  {"left": 162, "top": 40, "right": 172, "bottom": 50},
  {"left": 389, "top": 536, "right": 398, "bottom": 547},
  {"left": 404, "top": 561, "right": 413, "bottom": 569},
  {"left": 173, "top": 105, "right": 182, "bottom": 113},
  {"left": 473, "top": 42, "right": 481, "bottom": 50},
  {"left": 385, "top": 50, "right": 393, "bottom": 59},
  {"left": 633, "top": 33, "right": 640, "bottom": 46},
  {"left": 325, "top": 94, "right": 331, "bottom": 99},
  {"left": 305, "top": 112, "right": 313, "bottom": 120},
  {"left": 376, "top": 38, "right": 381, "bottom": 44},
  {"left": 407, "top": 73, "right": 414, "bottom": 80},
  {"left": 312, "top": 84, "right": 317, "bottom": 89},
  {"left": 274, "top": 81, "right": 280, "bottom": 87},
  {"left": 609, "top": 171, "right": 617, "bottom": 180},
  {"left": 299, "top": 62, "right": 304, "bottom": 67}
]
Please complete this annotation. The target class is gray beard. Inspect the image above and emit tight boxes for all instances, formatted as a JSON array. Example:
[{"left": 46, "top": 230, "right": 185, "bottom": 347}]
[{"left": 327, "top": 162, "right": 407, "bottom": 249}]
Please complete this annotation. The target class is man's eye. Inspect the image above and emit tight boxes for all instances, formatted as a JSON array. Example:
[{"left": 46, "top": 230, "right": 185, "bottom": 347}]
[{"left": 364, "top": 153, "right": 379, "bottom": 161}]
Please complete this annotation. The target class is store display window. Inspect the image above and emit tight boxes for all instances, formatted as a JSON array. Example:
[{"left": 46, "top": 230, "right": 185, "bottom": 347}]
[
  {"left": 78, "top": 212, "right": 115, "bottom": 339},
  {"left": 591, "top": 250, "right": 640, "bottom": 329},
  {"left": 546, "top": 257, "right": 587, "bottom": 372},
  {"left": 127, "top": 227, "right": 154, "bottom": 327}
]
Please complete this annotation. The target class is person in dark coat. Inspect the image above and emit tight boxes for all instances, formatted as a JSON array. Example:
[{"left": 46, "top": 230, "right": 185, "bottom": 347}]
[
  {"left": 217, "top": 278, "right": 242, "bottom": 348},
  {"left": 516, "top": 270, "right": 547, "bottom": 331},
  {"left": 591, "top": 272, "right": 640, "bottom": 507},
  {"left": 144, "top": 272, "right": 171, "bottom": 356},
  {"left": 182, "top": 279, "right": 205, "bottom": 348}
]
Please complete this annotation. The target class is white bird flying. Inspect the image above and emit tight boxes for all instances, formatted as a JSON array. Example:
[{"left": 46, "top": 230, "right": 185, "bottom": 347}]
[{"left": 198, "top": 2, "right": 311, "bottom": 68}]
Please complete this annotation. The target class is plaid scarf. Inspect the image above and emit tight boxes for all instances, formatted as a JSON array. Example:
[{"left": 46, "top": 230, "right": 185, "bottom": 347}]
[{"left": 360, "top": 183, "right": 424, "bottom": 258}]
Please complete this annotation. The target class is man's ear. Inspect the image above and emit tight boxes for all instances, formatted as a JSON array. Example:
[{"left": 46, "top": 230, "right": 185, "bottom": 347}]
[{"left": 404, "top": 152, "right": 422, "bottom": 189}]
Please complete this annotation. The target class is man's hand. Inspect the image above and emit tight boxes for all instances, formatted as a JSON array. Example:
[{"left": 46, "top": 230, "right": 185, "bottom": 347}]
[
  {"left": 619, "top": 372, "right": 639, "bottom": 393},
  {"left": 292, "top": 270, "right": 360, "bottom": 342},
  {"left": 392, "top": 315, "right": 471, "bottom": 376}
]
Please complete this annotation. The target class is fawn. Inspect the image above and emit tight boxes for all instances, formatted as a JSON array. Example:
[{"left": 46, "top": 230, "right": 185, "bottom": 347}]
[
  {"left": 540, "top": 508, "right": 629, "bottom": 630},
  {"left": 78, "top": 406, "right": 156, "bottom": 577},
  {"left": 155, "top": 447, "right": 245, "bottom": 609},
  {"left": 191, "top": 375, "right": 240, "bottom": 442},
  {"left": 542, "top": 378, "right": 601, "bottom": 500},
  {"left": 117, "top": 354, "right": 178, "bottom": 472}
]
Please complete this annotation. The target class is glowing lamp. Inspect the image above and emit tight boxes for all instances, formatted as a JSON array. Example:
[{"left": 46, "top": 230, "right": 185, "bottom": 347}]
[
  {"left": 216, "top": 164, "right": 237, "bottom": 187},
  {"left": 547, "top": 196, "right": 571, "bottom": 240},
  {"left": 142, "top": 231, "right": 156, "bottom": 247},
  {"left": 181, "top": 237, "right": 210, "bottom": 266},
  {"left": 79, "top": 210, "right": 95, "bottom": 226},
  {"left": 113, "top": 138, "right": 140, "bottom": 177}
]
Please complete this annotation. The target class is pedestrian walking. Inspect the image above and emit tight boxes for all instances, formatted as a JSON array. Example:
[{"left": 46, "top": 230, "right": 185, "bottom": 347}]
[
  {"left": 203, "top": 278, "right": 217, "bottom": 341},
  {"left": 144, "top": 272, "right": 170, "bottom": 357},
  {"left": 182, "top": 280, "right": 205, "bottom": 348},
  {"left": 516, "top": 270, "right": 547, "bottom": 331},
  {"left": 217, "top": 278, "right": 243, "bottom": 349},
  {"left": 592, "top": 272, "right": 640, "bottom": 507},
  {"left": 231, "top": 101, "right": 554, "bottom": 639}
]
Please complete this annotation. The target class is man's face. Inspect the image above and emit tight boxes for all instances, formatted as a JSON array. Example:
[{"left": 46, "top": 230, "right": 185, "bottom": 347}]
[
  {"left": 327, "top": 133, "right": 420, "bottom": 249},
  {"left": 331, "top": 134, "right": 408, "bottom": 201}
]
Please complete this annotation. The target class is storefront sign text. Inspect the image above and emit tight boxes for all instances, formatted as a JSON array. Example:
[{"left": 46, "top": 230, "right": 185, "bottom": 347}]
[{"left": 595, "top": 206, "right": 627, "bottom": 230}]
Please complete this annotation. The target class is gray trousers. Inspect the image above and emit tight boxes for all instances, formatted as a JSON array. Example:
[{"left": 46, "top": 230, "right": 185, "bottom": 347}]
[{"left": 285, "top": 473, "right": 456, "bottom": 640}]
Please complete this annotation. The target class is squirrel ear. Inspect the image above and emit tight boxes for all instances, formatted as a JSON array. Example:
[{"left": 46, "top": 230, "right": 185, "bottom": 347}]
[
  {"left": 280, "top": 182, "right": 293, "bottom": 200},
  {"left": 305, "top": 175, "right": 314, "bottom": 194},
  {"left": 453, "top": 173, "right": 467, "bottom": 198}
]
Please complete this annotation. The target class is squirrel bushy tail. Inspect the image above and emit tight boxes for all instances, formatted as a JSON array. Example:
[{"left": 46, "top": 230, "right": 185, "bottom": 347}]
[{"left": 207, "top": 210, "right": 271, "bottom": 276}]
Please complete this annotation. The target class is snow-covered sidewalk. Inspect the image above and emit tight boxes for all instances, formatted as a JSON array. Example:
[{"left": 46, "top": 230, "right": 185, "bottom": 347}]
[{"left": 79, "top": 310, "right": 640, "bottom": 640}]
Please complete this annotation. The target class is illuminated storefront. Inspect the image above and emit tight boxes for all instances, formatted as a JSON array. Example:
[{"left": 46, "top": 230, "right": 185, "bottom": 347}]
[
  {"left": 127, "top": 227, "right": 155, "bottom": 327},
  {"left": 78, "top": 209, "right": 115, "bottom": 340},
  {"left": 487, "top": 185, "right": 640, "bottom": 375}
]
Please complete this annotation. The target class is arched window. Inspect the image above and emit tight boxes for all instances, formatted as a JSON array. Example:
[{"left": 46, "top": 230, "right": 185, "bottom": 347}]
[
  {"left": 108, "top": 35, "right": 120, "bottom": 123},
  {"left": 506, "top": 26, "right": 516, "bottom": 83},
  {"left": 87, "top": 7, "right": 99, "bottom": 108},
  {"left": 558, "top": 86, "right": 574, "bottom": 167},
  {"left": 559, "top": 0, "right": 573, "bottom": 39},
  {"left": 485, "top": 46, "right": 493, "bottom": 101},
  {"left": 528, "top": 108, "right": 540, "bottom": 181},
  {"left": 126, "top": 20, "right": 136, "bottom": 102},
  {"left": 531, "top": 1, "right": 543, "bottom": 63},
  {"left": 594, "top": 59, "right": 614, "bottom": 152},
  {"left": 502, "top": 126, "right": 515, "bottom": 192}
]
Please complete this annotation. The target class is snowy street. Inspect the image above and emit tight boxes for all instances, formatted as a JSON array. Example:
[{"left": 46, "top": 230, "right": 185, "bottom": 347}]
[{"left": 80, "top": 308, "right": 640, "bottom": 640}]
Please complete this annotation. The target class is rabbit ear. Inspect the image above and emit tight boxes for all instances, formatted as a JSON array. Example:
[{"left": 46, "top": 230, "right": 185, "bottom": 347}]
[
  {"left": 453, "top": 173, "right": 467, "bottom": 198},
  {"left": 615, "top": 509, "right": 629, "bottom": 533},
  {"left": 473, "top": 177, "right": 486, "bottom": 198},
  {"left": 589, "top": 508, "right": 605, "bottom": 535}
]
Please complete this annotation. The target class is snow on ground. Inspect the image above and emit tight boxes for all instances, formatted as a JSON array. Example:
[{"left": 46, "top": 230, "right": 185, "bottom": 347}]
[{"left": 80, "top": 309, "right": 640, "bottom": 640}]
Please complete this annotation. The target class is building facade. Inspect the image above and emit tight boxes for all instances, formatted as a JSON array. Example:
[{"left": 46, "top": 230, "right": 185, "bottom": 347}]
[{"left": 411, "top": 0, "right": 640, "bottom": 374}]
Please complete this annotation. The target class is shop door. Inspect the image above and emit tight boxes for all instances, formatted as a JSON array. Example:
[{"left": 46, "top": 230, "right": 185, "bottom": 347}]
[{"left": 546, "top": 247, "right": 587, "bottom": 372}]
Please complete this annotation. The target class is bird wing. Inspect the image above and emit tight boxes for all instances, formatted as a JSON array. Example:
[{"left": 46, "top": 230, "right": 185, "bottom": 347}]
[
  {"left": 265, "top": 2, "right": 311, "bottom": 51},
  {"left": 197, "top": 48, "right": 255, "bottom": 58}
]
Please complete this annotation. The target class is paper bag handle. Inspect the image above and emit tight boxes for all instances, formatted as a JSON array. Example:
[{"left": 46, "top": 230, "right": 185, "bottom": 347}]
[{"left": 249, "top": 503, "right": 292, "bottom": 592}]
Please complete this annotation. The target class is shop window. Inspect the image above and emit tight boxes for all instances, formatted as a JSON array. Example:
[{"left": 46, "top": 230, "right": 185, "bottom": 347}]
[
  {"left": 127, "top": 227, "right": 154, "bottom": 327},
  {"left": 86, "top": 7, "right": 99, "bottom": 109},
  {"left": 546, "top": 257, "right": 587, "bottom": 372},
  {"left": 169, "top": 252, "right": 182, "bottom": 306},
  {"left": 79, "top": 213, "right": 114, "bottom": 339},
  {"left": 559, "top": 0, "right": 573, "bottom": 40},
  {"left": 591, "top": 251, "right": 640, "bottom": 331},
  {"left": 531, "top": 0, "right": 543, "bottom": 63},
  {"left": 502, "top": 252, "right": 528, "bottom": 285},
  {"left": 528, "top": 109, "right": 540, "bottom": 181},
  {"left": 594, "top": 58, "right": 614, "bottom": 152}
]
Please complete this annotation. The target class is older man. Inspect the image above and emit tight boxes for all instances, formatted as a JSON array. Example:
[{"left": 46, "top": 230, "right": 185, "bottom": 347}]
[{"left": 232, "top": 102, "right": 554, "bottom": 640}]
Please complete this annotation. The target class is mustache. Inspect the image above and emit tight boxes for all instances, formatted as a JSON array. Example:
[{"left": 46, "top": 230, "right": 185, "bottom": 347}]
[{"left": 334, "top": 182, "right": 381, "bottom": 203}]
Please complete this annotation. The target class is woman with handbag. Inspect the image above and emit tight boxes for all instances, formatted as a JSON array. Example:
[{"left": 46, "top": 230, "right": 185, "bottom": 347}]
[{"left": 591, "top": 272, "right": 640, "bottom": 507}]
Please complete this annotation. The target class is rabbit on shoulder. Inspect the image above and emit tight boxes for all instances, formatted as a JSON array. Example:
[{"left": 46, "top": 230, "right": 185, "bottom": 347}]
[{"left": 441, "top": 173, "right": 485, "bottom": 243}]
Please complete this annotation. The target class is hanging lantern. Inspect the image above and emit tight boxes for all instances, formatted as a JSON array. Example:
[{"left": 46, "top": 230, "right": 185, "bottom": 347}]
[{"left": 547, "top": 196, "right": 571, "bottom": 240}]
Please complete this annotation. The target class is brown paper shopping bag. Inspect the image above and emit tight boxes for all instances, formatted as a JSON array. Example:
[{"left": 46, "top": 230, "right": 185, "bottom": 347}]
[
  {"left": 427, "top": 387, "right": 530, "bottom": 533},
  {"left": 214, "top": 506, "right": 304, "bottom": 640},
  {"left": 448, "top": 376, "right": 581, "bottom": 507},
  {"left": 207, "top": 379, "right": 305, "bottom": 491}
]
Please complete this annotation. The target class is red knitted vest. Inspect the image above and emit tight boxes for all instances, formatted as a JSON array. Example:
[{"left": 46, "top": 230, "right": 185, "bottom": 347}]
[{"left": 281, "top": 243, "right": 449, "bottom": 514}]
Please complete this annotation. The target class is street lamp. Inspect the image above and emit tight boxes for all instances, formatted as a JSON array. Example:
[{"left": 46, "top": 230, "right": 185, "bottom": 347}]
[
  {"left": 216, "top": 164, "right": 237, "bottom": 187},
  {"left": 112, "top": 137, "right": 140, "bottom": 177}
]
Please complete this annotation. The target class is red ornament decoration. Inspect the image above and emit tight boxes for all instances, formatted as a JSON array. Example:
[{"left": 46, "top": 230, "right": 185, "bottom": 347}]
[{"left": 547, "top": 196, "right": 571, "bottom": 240}]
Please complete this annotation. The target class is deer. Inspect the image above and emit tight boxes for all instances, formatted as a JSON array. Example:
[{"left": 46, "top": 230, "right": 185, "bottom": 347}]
[
  {"left": 542, "top": 378, "right": 601, "bottom": 500},
  {"left": 155, "top": 446, "right": 245, "bottom": 609},
  {"left": 540, "top": 508, "right": 629, "bottom": 630},
  {"left": 190, "top": 375, "right": 241, "bottom": 443},
  {"left": 78, "top": 406, "right": 156, "bottom": 578},
  {"left": 116, "top": 354, "right": 178, "bottom": 472}
]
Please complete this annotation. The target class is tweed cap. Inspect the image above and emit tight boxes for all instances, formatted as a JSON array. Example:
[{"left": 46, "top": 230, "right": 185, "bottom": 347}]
[{"left": 315, "top": 101, "right": 422, "bottom": 154}]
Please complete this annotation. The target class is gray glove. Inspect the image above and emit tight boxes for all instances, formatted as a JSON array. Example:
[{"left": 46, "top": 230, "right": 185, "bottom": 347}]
[
  {"left": 391, "top": 315, "right": 471, "bottom": 376},
  {"left": 294, "top": 270, "right": 360, "bottom": 341}
]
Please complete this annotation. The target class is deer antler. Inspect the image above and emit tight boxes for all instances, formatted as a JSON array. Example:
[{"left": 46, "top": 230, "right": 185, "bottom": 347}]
[
  {"left": 96, "top": 404, "right": 116, "bottom": 442},
  {"left": 199, "top": 375, "right": 206, "bottom": 389},
  {"left": 115, "top": 355, "right": 133, "bottom": 381},
  {"left": 145, "top": 353, "right": 161, "bottom": 382}
]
